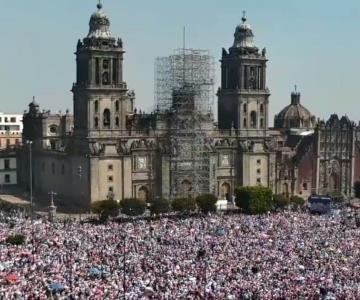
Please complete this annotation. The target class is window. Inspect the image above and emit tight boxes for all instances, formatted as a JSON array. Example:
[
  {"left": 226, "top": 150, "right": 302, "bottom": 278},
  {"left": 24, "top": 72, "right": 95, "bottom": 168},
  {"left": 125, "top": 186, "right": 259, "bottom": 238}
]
[
  {"left": 6, "top": 139, "right": 10, "bottom": 147},
  {"left": 95, "top": 58, "right": 100, "bottom": 84},
  {"left": 243, "top": 103, "right": 247, "bottom": 113},
  {"left": 260, "top": 104, "right": 264, "bottom": 114},
  {"left": 10, "top": 117, "right": 16, "bottom": 123},
  {"left": 15, "top": 139, "right": 19, "bottom": 145},
  {"left": 0, "top": 117, "right": 2, "bottom": 122},
  {"left": 108, "top": 176, "right": 113, "bottom": 183},
  {"left": 103, "top": 109, "right": 111, "bottom": 127},
  {"left": 4, "top": 117, "right": 8, "bottom": 123},
  {"left": 50, "top": 140, "right": 56, "bottom": 150},
  {"left": 102, "top": 72, "right": 109, "bottom": 85},
  {"left": 108, "top": 186, "right": 114, "bottom": 192},
  {"left": 94, "top": 100, "right": 99, "bottom": 113},
  {"left": 115, "top": 100, "right": 120, "bottom": 112},
  {"left": 108, "top": 164, "right": 113, "bottom": 171},
  {"left": 115, "top": 117, "right": 120, "bottom": 128},
  {"left": 243, "top": 118, "right": 247, "bottom": 128},
  {"left": 257, "top": 169, "right": 261, "bottom": 175},
  {"left": 113, "top": 58, "right": 118, "bottom": 83},
  {"left": 4, "top": 159, "right": 10, "bottom": 170},
  {"left": 256, "top": 178, "right": 261, "bottom": 185},
  {"left": 4, "top": 174, "right": 10, "bottom": 183},
  {"left": 250, "top": 111, "right": 257, "bottom": 128},
  {"left": 94, "top": 117, "right": 99, "bottom": 129},
  {"left": 103, "top": 59, "right": 109, "bottom": 69},
  {"left": 257, "top": 159, "right": 261, "bottom": 165},
  {"left": 138, "top": 186, "right": 149, "bottom": 202},
  {"left": 260, "top": 118, "right": 264, "bottom": 128},
  {"left": 49, "top": 125, "right": 57, "bottom": 134}
]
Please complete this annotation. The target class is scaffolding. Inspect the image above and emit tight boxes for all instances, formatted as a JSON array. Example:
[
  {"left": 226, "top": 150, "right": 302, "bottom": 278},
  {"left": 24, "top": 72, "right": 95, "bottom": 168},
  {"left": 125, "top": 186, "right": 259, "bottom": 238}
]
[{"left": 155, "top": 49, "right": 215, "bottom": 199}]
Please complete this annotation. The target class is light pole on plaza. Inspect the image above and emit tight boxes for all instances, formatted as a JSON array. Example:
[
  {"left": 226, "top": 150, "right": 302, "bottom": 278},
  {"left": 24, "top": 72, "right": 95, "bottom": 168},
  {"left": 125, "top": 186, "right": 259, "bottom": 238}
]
[
  {"left": 26, "top": 140, "right": 35, "bottom": 261},
  {"left": 26, "top": 140, "right": 33, "bottom": 217}
]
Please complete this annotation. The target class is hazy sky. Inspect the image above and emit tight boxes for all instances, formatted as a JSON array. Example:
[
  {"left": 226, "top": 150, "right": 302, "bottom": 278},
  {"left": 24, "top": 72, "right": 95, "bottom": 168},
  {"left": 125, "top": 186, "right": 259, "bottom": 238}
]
[{"left": 1, "top": 0, "right": 360, "bottom": 124}]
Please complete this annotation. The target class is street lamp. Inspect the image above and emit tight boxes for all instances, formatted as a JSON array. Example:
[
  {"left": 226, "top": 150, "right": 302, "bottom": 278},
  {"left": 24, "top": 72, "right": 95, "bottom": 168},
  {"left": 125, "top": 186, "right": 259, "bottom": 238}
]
[
  {"left": 26, "top": 140, "right": 33, "bottom": 217},
  {"left": 26, "top": 140, "right": 35, "bottom": 262}
]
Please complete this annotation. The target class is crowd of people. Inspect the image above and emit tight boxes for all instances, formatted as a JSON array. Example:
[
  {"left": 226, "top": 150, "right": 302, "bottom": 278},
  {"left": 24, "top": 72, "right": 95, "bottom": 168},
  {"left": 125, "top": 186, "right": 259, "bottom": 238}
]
[{"left": 1, "top": 208, "right": 360, "bottom": 299}]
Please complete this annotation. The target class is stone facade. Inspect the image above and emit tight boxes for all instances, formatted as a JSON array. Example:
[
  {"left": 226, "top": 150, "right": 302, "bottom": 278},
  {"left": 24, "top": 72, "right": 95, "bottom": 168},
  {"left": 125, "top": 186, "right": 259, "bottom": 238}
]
[{"left": 18, "top": 5, "right": 360, "bottom": 210}]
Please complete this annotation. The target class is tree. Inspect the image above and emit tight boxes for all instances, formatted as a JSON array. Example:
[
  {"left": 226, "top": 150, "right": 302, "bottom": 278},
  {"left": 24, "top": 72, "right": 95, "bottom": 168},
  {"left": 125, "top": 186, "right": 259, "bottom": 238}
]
[
  {"left": 149, "top": 197, "right": 170, "bottom": 215},
  {"left": 120, "top": 198, "right": 146, "bottom": 216},
  {"left": 354, "top": 181, "right": 360, "bottom": 198},
  {"left": 91, "top": 200, "right": 119, "bottom": 221},
  {"left": 290, "top": 195, "right": 306, "bottom": 208},
  {"left": 6, "top": 234, "right": 26, "bottom": 246},
  {"left": 330, "top": 191, "right": 345, "bottom": 203},
  {"left": 171, "top": 197, "right": 196, "bottom": 213},
  {"left": 273, "top": 194, "right": 290, "bottom": 210},
  {"left": 195, "top": 193, "right": 218, "bottom": 213},
  {"left": 235, "top": 186, "right": 274, "bottom": 214}
]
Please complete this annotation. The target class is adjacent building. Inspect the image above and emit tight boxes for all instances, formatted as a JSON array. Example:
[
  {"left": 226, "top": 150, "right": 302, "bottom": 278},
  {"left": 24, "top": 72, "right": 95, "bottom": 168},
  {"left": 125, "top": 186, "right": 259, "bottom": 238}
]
[
  {"left": 0, "top": 150, "right": 17, "bottom": 186},
  {"left": 0, "top": 113, "right": 22, "bottom": 149}
]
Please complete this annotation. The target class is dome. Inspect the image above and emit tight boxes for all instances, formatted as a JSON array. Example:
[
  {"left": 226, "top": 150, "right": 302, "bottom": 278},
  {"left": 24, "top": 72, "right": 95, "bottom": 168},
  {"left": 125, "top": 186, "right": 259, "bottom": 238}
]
[
  {"left": 274, "top": 90, "right": 316, "bottom": 130},
  {"left": 87, "top": 3, "right": 111, "bottom": 39},
  {"left": 232, "top": 12, "right": 258, "bottom": 51}
]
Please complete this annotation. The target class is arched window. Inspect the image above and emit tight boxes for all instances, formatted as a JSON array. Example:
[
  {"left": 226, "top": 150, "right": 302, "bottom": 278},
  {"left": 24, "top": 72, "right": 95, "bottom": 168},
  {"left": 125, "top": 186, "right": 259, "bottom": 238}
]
[
  {"left": 94, "top": 100, "right": 99, "bottom": 113},
  {"left": 250, "top": 111, "right": 257, "bottom": 128},
  {"left": 243, "top": 118, "right": 247, "bottom": 128},
  {"left": 103, "top": 109, "right": 111, "bottom": 128},
  {"left": 50, "top": 140, "right": 56, "bottom": 150},
  {"left": 138, "top": 186, "right": 149, "bottom": 202},
  {"left": 260, "top": 104, "right": 264, "bottom": 114},
  {"left": 221, "top": 182, "right": 231, "bottom": 200},
  {"left": 94, "top": 117, "right": 99, "bottom": 129},
  {"left": 260, "top": 118, "right": 264, "bottom": 128},
  {"left": 115, "top": 100, "right": 120, "bottom": 112},
  {"left": 243, "top": 103, "right": 247, "bottom": 113},
  {"left": 115, "top": 117, "right": 120, "bottom": 128},
  {"left": 102, "top": 72, "right": 109, "bottom": 85},
  {"left": 103, "top": 59, "right": 109, "bottom": 70}
]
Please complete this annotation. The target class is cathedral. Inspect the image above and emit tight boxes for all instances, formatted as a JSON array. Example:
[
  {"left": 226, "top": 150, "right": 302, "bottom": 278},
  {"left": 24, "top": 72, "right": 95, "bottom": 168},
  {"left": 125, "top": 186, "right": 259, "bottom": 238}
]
[{"left": 18, "top": 4, "right": 360, "bottom": 211}]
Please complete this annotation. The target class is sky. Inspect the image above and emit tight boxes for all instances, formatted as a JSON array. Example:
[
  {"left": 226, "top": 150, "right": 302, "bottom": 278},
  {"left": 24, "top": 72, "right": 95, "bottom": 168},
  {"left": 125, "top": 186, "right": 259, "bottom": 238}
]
[{"left": 1, "top": 0, "right": 360, "bottom": 125}]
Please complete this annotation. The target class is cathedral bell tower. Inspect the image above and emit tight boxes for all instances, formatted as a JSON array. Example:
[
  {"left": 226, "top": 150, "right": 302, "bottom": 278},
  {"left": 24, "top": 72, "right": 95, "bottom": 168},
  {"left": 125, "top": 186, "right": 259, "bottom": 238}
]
[
  {"left": 72, "top": 2, "right": 134, "bottom": 138},
  {"left": 218, "top": 13, "right": 270, "bottom": 136}
]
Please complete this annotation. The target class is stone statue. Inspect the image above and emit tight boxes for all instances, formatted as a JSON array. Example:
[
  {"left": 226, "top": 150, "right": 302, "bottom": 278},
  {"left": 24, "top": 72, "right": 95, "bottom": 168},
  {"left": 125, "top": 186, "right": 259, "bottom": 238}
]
[
  {"left": 262, "top": 47, "right": 266, "bottom": 57},
  {"left": 118, "top": 38, "right": 123, "bottom": 48}
]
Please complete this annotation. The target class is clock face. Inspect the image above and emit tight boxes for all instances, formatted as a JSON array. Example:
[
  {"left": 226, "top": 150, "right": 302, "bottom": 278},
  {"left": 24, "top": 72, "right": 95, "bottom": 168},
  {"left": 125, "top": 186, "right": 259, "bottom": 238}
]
[{"left": 137, "top": 157, "right": 147, "bottom": 170}]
